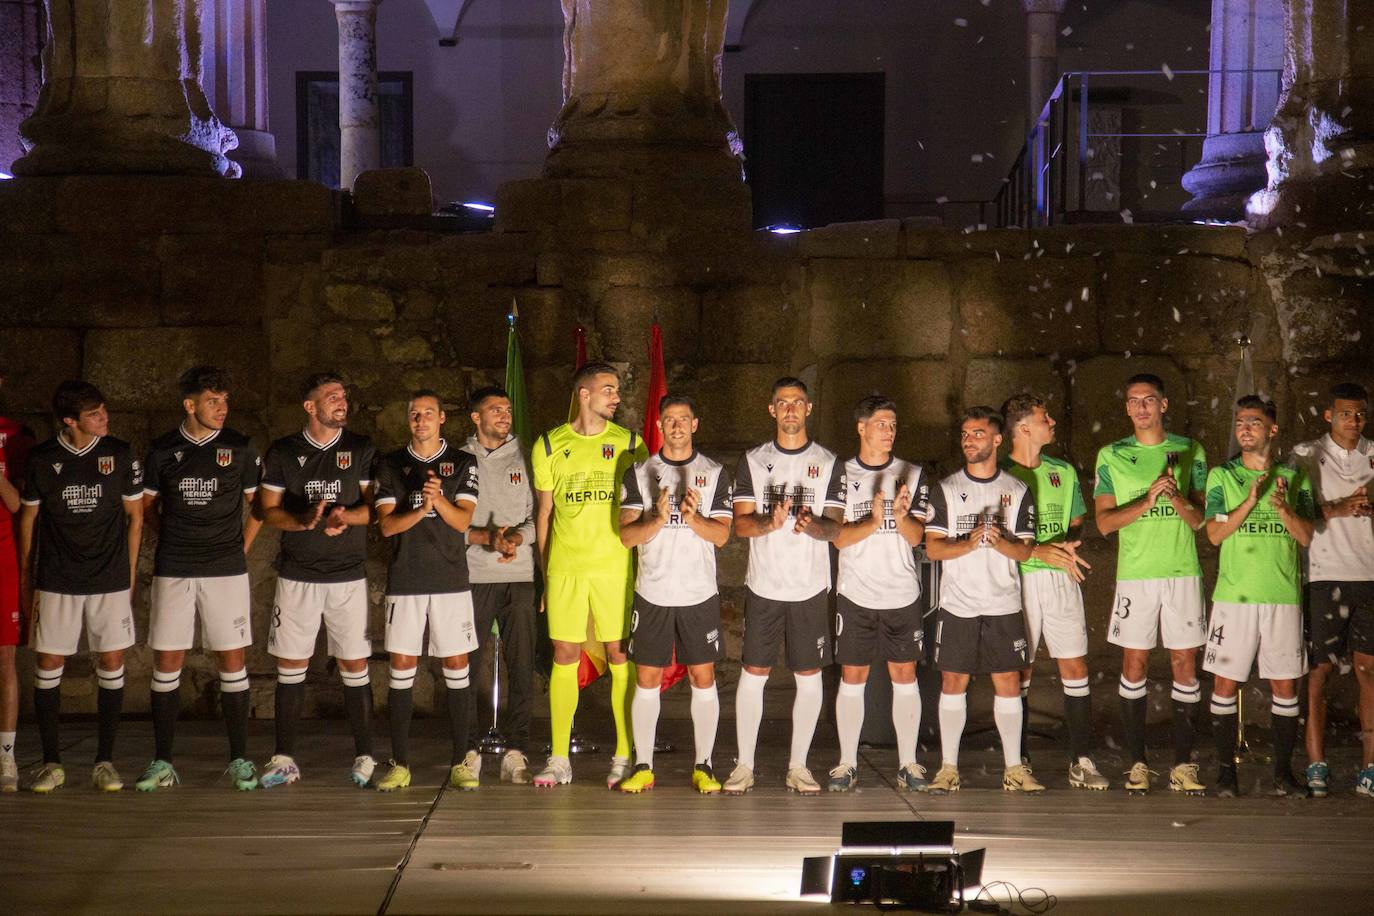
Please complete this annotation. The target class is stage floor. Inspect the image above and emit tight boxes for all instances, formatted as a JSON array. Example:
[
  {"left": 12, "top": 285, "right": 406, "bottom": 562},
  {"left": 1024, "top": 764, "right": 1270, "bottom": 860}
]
[{"left": 2, "top": 718, "right": 1371, "bottom": 915}]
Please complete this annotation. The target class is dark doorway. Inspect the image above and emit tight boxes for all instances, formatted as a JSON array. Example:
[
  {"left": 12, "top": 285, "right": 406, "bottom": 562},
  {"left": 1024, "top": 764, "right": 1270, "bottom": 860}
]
[
  {"left": 743, "top": 73, "right": 885, "bottom": 229},
  {"left": 295, "top": 71, "right": 414, "bottom": 188}
]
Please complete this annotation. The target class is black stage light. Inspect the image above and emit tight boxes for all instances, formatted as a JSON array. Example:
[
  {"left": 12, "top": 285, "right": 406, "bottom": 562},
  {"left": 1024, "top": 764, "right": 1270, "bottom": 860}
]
[{"left": 801, "top": 820, "right": 985, "bottom": 911}]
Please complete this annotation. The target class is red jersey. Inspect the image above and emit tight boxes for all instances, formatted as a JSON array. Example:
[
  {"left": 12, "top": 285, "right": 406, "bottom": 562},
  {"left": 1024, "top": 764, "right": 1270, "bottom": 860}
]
[{"left": 0, "top": 415, "right": 35, "bottom": 542}]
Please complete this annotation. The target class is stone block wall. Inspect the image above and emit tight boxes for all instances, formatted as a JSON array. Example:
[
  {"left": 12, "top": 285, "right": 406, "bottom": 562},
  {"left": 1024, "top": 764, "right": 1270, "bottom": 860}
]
[{"left": 2, "top": 174, "right": 1371, "bottom": 727}]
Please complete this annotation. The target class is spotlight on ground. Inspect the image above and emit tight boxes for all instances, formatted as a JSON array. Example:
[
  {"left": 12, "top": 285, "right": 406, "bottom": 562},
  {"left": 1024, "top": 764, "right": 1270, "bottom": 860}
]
[
  {"left": 800, "top": 820, "right": 984, "bottom": 911},
  {"left": 766, "top": 223, "right": 802, "bottom": 234},
  {"left": 438, "top": 200, "right": 496, "bottom": 232}
]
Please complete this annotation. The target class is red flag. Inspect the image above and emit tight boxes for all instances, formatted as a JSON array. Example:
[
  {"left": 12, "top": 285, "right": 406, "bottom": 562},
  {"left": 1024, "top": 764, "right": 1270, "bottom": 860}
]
[
  {"left": 642, "top": 323, "right": 667, "bottom": 453},
  {"left": 640, "top": 323, "right": 687, "bottom": 693}
]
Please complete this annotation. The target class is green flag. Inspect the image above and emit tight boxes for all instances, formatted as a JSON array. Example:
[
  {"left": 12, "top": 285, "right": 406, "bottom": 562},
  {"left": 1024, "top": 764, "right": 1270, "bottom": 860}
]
[{"left": 505, "top": 304, "right": 532, "bottom": 448}]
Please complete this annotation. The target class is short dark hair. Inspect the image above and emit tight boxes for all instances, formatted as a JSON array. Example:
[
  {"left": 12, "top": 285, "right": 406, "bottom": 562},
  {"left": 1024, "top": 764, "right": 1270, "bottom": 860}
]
[
  {"left": 659, "top": 394, "right": 697, "bottom": 415},
  {"left": 1124, "top": 373, "right": 1166, "bottom": 397},
  {"left": 962, "top": 405, "right": 1004, "bottom": 435},
  {"left": 572, "top": 361, "right": 619, "bottom": 394},
  {"left": 53, "top": 380, "right": 105, "bottom": 423},
  {"left": 772, "top": 376, "right": 809, "bottom": 399},
  {"left": 301, "top": 371, "right": 345, "bottom": 401},
  {"left": 854, "top": 394, "right": 897, "bottom": 422},
  {"left": 179, "top": 365, "right": 232, "bottom": 399},
  {"left": 999, "top": 393, "right": 1044, "bottom": 435},
  {"left": 468, "top": 385, "right": 509, "bottom": 411},
  {"left": 1331, "top": 382, "right": 1369, "bottom": 404},
  {"left": 408, "top": 389, "right": 443, "bottom": 410},
  {"left": 1235, "top": 394, "right": 1278, "bottom": 422}
]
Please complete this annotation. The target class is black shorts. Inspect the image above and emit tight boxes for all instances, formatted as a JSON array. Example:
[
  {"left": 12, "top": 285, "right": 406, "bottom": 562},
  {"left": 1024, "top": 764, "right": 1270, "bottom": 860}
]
[
  {"left": 628, "top": 593, "right": 723, "bottom": 667},
  {"left": 933, "top": 609, "right": 1028, "bottom": 674},
  {"left": 741, "top": 588, "right": 832, "bottom": 671},
  {"left": 834, "top": 595, "right": 923, "bottom": 666},
  {"left": 1306, "top": 580, "right": 1374, "bottom": 663}
]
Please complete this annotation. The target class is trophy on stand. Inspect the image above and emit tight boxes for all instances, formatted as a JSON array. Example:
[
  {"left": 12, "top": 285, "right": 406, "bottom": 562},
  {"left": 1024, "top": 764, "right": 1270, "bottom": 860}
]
[{"left": 478, "top": 627, "right": 509, "bottom": 755}]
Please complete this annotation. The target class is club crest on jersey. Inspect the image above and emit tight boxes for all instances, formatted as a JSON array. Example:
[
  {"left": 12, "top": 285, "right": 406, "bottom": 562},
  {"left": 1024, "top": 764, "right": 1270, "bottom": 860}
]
[
  {"left": 97, "top": 456, "right": 114, "bottom": 476},
  {"left": 216, "top": 448, "right": 233, "bottom": 468},
  {"left": 509, "top": 471, "right": 522, "bottom": 485},
  {"left": 1000, "top": 492, "right": 1012, "bottom": 507},
  {"left": 336, "top": 451, "right": 352, "bottom": 470},
  {"left": 439, "top": 461, "right": 454, "bottom": 477},
  {"left": 694, "top": 474, "right": 707, "bottom": 488},
  {"left": 807, "top": 464, "right": 819, "bottom": 479},
  {"left": 1048, "top": 472, "right": 1061, "bottom": 487},
  {"left": 602, "top": 444, "right": 616, "bottom": 460}
]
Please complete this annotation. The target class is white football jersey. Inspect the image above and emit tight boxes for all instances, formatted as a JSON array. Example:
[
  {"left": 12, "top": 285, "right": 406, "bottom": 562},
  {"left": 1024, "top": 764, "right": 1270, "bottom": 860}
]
[
  {"left": 836, "top": 456, "right": 929, "bottom": 610},
  {"left": 1292, "top": 434, "right": 1374, "bottom": 582},
  {"left": 733, "top": 440, "right": 846, "bottom": 602},
  {"left": 620, "top": 450, "right": 732, "bottom": 607},
  {"left": 926, "top": 468, "right": 1035, "bottom": 618}
]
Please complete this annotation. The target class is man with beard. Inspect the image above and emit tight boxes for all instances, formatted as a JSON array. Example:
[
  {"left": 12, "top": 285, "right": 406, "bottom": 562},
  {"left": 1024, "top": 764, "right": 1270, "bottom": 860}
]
[
  {"left": 617, "top": 395, "right": 732, "bottom": 794},
  {"left": 530, "top": 363, "right": 646, "bottom": 788},
  {"left": 1094, "top": 374, "right": 1208, "bottom": 796},
  {"left": 257, "top": 372, "right": 378, "bottom": 788},
  {"left": 925, "top": 407, "right": 1042, "bottom": 794},
  {"left": 374, "top": 391, "right": 480, "bottom": 791},
  {"left": 137, "top": 366, "right": 262, "bottom": 791},
  {"left": 1203, "top": 396, "right": 1314, "bottom": 797},
  {"left": 461, "top": 386, "right": 537, "bottom": 785},
  {"left": 725, "top": 377, "right": 844, "bottom": 796},
  {"left": 20, "top": 381, "right": 143, "bottom": 793}
]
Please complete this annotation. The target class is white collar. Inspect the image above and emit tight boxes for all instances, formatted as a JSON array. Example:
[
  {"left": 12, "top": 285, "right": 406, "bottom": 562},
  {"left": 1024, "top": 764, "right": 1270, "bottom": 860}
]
[
  {"left": 303, "top": 427, "right": 343, "bottom": 450},
  {"left": 179, "top": 424, "right": 221, "bottom": 447},
  {"left": 58, "top": 432, "right": 99, "bottom": 457},
  {"left": 407, "top": 439, "right": 448, "bottom": 463}
]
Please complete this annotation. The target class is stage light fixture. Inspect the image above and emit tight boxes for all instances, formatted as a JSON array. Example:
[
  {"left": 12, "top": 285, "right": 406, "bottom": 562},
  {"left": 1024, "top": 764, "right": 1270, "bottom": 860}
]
[
  {"left": 800, "top": 820, "right": 985, "bottom": 911},
  {"left": 767, "top": 223, "right": 802, "bottom": 234}
]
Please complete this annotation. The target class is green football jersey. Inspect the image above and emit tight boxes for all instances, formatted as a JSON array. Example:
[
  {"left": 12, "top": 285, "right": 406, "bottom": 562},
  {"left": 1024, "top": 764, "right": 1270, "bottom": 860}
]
[
  {"left": 1001, "top": 454, "right": 1086, "bottom": 574},
  {"left": 1204, "top": 460, "right": 1315, "bottom": 605},
  {"left": 1094, "top": 433, "right": 1207, "bottom": 580}
]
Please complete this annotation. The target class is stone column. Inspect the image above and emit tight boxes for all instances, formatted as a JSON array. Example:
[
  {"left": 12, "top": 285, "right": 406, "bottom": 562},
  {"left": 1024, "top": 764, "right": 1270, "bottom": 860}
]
[
  {"left": 13, "top": 0, "right": 238, "bottom": 177},
  {"left": 1023, "top": 0, "right": 1067, "bottom": 130},
  {"left": 1247, "top": 0, "right": 1374, "bottom": 228},
  {"left": 0, "top": 0, "right": 42, "bottom": 174},
  {"left": 546, "top": 0, "right": 743, "bottom": 181},
  {"left": 332, "top": 0, "right": 382, "bottom": 191},
  {"left": 203, "top": 0, "right": 281, "bottom": 178},
  {"left": 1182, "top": 0, "right": 1284, "bottom": 220}
]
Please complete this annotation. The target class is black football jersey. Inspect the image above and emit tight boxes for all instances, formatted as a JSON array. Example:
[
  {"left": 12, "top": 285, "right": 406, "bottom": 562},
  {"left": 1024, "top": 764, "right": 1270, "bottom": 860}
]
[
  {"left": 261, "top": 428, "right": 377, "bottom": 583},
  {"left": 375, "top": 440, "right": 479, "bottom": 596},
  {"left": 21, "top": 435, "right": 143, "bottom": 595},
  {"left": 144, "top": 426, "right": 261, "bottom": 578}
]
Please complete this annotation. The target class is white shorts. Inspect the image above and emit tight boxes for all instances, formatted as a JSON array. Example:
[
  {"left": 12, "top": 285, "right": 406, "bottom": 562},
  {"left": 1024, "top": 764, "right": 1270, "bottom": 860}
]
[
  {"left": 268, "top": 577, "right": 371, "bottom": 661},
  {"left": 1107, "top": 576, "right": 1206, "bottom": 650},
  {"left": 384, "top": 591, "right": 480, "bottom": 658},
  {"left": 32, "top": 590, "right": 135, "bottom": 656},
  {"left": 1021, "top": 570, "right": 1088, "bottom": 659},
  {"left": 1202, "top": 602, "right": 1307, "bottom": 682},
  {"left": 149, "top": 574, "right": 252, "bottom": 652}
]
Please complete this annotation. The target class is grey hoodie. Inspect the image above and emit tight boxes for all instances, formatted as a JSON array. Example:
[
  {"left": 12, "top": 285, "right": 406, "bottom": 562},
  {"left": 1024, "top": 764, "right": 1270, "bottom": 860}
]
[{"left": 460, "top": 434, "right": 536, "bottom": 583}]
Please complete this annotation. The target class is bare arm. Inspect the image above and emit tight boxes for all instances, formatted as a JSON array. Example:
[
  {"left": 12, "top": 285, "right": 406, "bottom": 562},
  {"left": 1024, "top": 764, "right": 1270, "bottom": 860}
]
[
  {"left": 17, "top": 503, "right": 37, "bottom": 614},
  {"left": 141, "top": 492, "right": 161, "bottom": 539},
  {"left": 0, "top": 473, "right": 19, "bottom": 514},
  {"left": 257, "top": 487, "right": 325, "bottom": 532},
  {"left": 924, "top": 529, "right": 981, "bottom": 562},
  {"left": 681, "top": 487, "right": 731, "bottom": 548},
  {"left": 1273, "top": 484, "right": 1314, "bottom": 547},
  {"left": 795, "top": 505, "right": 842, "bottom": 542},
  {"left": 734, "top": 498, "right": 790, "bottom": 538},
  {"left": 377, "top": 499, "right": 429, "bottom": 537},
  {"left": 1168, "top": 485, "right": 1206, "bottom": 531},
  {"left": 1205, "top": 476, "right": 1263, "bottom": 546},
  {"left": 619, "top": 485, "right": 670, "bottom": 547},
  {"left": 243, "top": 493, "right": 262, "bottom": 554},
  {"left": 1094, "top": 475, "right": 1174, "bottom": 536},
  {"left": 124, "top": 497, "right": 143, "bottom": 590}
]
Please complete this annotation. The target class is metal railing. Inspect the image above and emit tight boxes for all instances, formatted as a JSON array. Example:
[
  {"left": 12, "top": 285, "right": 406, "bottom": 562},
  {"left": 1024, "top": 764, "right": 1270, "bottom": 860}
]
[{"left": 992, "top": 69, "right": 1282, "bottom": 229}]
